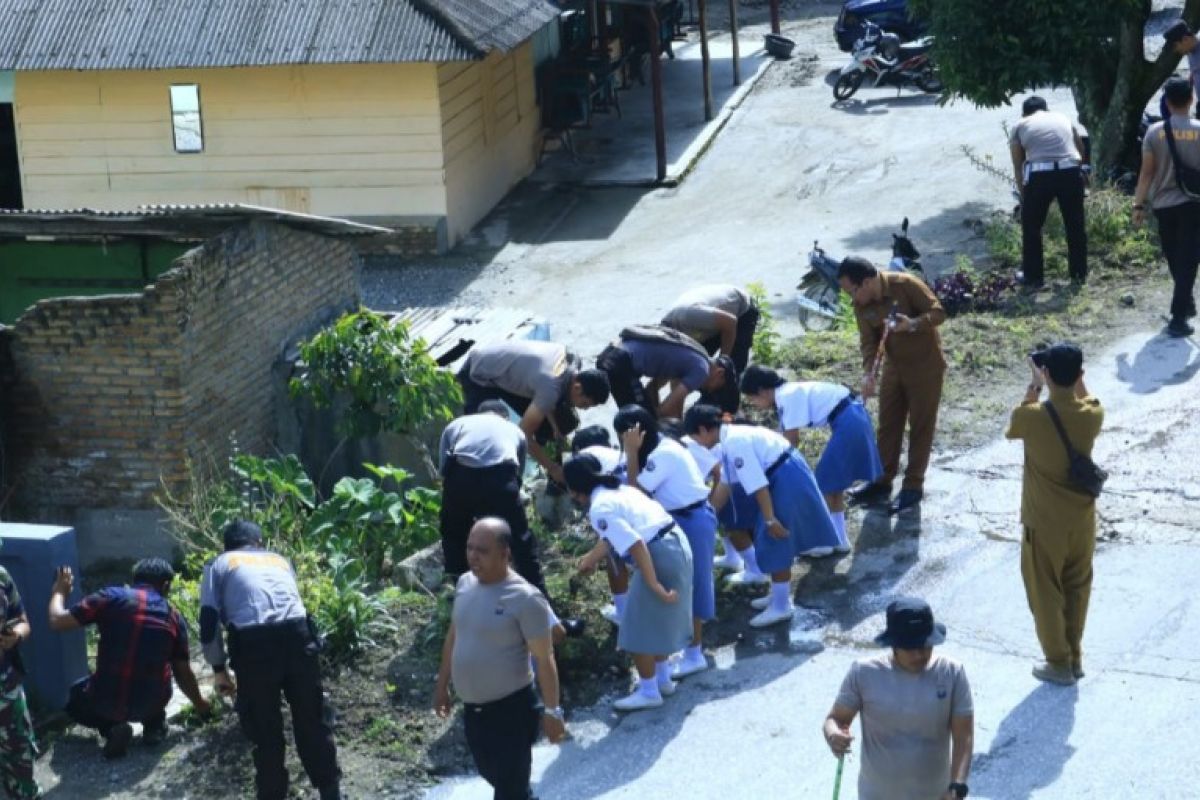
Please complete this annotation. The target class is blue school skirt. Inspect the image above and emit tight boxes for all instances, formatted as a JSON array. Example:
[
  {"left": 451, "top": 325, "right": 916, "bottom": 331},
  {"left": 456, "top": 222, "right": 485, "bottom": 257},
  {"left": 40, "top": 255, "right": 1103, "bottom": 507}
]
[
  {"left": 670, "top": 502, "right": 718, "bottom": 621},
  {"left": 815, "top": 400, "right": 884, "bottom": 494},
  {"left": 753, "top": 453, "right": 841, "bottom": 574},
  {"left": 717, "top": 483, "right": 761, "bottom": 532}
]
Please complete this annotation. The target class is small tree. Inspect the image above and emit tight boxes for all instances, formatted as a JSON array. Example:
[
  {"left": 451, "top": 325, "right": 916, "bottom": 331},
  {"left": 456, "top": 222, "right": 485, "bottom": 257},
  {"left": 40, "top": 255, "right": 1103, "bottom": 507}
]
[{"left": 911, "top": 0, "right": 1200, "bottom": 174}]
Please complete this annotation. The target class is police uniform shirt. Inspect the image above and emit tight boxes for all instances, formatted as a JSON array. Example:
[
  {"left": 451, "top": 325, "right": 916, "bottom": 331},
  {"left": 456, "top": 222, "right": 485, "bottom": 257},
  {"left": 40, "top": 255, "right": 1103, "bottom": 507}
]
[
  {"left": 683, "top": 436, "right": 721, "bottom": 479},
  {"left": 1010, "top": 111, "right": 1081, "bottom": 165},
  {"left": 1143, "top": 114, "right": 1200, "bottom": 210},
  {"left": 199, "top": 548, "right": 307, "bottom": 666},
  {"left": 438, "top": 412, "right": 526, "bottom": 474},
  {"left": 579, "top": 445, "right": 625, "bottom": 476},
  {"left": 661, "top": 284, "right": 752, "bottom": 341},
  {"left": 718, "top": 424, "right": 791, "bottom": 495},
  {"left": 465, "top": 340, "right": 571, "bottom": 414},
  {"left": 588, "top": 485, "right": 675, "bottom": 558},
  {"left": 635, "top": 438, "right": 710, "bottom": 512},
  {"left": 620, "top": 338, "right": 711, "bottom": 391},
  {"left": 776, "top": 381, "right": 851, "bottom": 430}
]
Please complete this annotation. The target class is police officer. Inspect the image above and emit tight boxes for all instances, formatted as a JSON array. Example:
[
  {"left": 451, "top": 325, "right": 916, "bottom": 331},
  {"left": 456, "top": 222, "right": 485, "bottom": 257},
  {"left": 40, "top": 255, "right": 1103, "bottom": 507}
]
[
  {"left": 596, "top": 325, "right": 738, "bottom": 418},
  {"left": 838, "top": 257, "right": 946, "bottom": 515},
  {"left": 661, "top": 284, "right": 760, "bottom": 372},
  {"left": 1010, "top": 96, "right": 1089, "bottom": 287},
  {"left": 1164, "top": 21, "right": 1200, "bottom": 116},
  {"left": 458, "top": 340, "right": 610, "bottom": 485},
  {"left": 200, "top": 521, "right": 341, "bottom": 800}
]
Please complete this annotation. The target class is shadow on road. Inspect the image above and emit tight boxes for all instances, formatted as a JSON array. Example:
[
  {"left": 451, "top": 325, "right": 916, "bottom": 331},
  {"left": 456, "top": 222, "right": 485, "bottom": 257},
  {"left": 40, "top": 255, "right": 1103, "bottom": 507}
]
[
  {"left": 1114, "top": 333, "right": 1200, "bottom": 395},
  {"left": 832, "top": 93, "right": 941, "bottom": 116},
  {"left": 970, "top": 683, "right": 1078, "bottom": 799}
]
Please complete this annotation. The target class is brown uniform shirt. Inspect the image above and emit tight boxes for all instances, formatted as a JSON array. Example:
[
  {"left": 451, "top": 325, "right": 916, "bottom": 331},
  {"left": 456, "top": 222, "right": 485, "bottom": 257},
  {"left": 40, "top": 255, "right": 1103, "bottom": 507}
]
[
  {"left": 1005, "top": 386, "right": 1104, "bottom": 531},
  {"left": 853, "top": 272, "right": 947, "bottom": 372}
]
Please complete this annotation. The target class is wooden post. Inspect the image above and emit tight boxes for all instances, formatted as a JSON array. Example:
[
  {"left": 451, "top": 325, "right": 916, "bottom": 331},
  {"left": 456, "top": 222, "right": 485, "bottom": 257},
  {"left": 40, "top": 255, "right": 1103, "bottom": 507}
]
[
  {"left": 648, "top": 8, "right": 668, "bottom": 183},
  {"left": 769, "top": 0, "right": 780, "bottom": 35},
  {"left": 699, "top": 0, "right": 713, "bottom": 121},
  {"left": 729, "top": 0, "right": 741, "bottom": 85}
]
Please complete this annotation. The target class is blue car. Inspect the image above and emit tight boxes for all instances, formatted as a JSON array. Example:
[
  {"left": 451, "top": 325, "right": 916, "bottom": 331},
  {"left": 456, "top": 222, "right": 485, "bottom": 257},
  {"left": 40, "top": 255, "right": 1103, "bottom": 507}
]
[{"left": 834, "top": 0, "right": 928, "bottom": 52}]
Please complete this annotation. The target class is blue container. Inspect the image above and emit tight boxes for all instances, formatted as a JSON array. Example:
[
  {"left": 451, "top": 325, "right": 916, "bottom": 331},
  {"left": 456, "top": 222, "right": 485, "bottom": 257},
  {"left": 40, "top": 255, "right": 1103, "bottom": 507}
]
[{"left": 0, "top": 524, "right": 88, "bottom": 711}]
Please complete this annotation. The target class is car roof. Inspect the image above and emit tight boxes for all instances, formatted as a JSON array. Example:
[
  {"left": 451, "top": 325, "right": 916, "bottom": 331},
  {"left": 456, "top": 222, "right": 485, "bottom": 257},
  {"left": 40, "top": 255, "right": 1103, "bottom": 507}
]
[{"left": 845, "top": 0, "right": 907, "bottom": 12}]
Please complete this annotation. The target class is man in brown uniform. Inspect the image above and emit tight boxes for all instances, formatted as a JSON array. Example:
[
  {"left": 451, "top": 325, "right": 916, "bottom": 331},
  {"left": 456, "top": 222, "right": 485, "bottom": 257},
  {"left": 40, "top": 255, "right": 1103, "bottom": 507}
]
[
  {"left": 838, "top": 257, "right": 946, "bottom": 515},
  {"left": 1005, "top": 343, "right": 1103, "bottom": 686}
]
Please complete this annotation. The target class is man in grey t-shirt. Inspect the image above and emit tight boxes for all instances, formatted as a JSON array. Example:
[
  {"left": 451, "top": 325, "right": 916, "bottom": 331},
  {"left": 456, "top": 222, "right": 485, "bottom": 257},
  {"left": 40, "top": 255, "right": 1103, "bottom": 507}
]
[
  {"left": 823, "top": 598, "right": 974, "bottom": 800},
  {"left": 661, "top": 284, "right": 759, "bottom": 372},
  {"left": 434, "top": 518, "right": 566, "bottom": 800}
]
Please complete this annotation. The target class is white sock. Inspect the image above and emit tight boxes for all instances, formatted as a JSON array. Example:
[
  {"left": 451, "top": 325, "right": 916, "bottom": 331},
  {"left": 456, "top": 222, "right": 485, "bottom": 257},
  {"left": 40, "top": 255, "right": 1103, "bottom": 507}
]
[
  {"left": 685, "top": 644, "right": 704, "bottom": 662},
  {"left": 655, "top": 661, "right": 673, "bottom": 683},
  {"left": 831, "top": 511, "right": 849, "bottom": 548},
  {"left": 613, "top": 593, "right": 628, "bottom": 617},
  {"left": 639, "top": 677, "right": 661, "bottom": 697},
  {"left": 770, "top": 580, "right": 792, "bottom": 613},
  {"left": 721, "top": 537, "right": 742, "bottom": 562},
  {"left": 738, "top": 546, "right": 763, "bottom": 575}
]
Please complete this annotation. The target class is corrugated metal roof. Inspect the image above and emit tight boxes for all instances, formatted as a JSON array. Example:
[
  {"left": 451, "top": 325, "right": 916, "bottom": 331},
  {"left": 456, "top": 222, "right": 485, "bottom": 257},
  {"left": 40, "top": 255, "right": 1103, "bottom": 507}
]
[
  {"left": 0, "top": 0, "right": 559, "bottom": 70},
  {"left": 390, "top": 306, "right": 546, "bottom": 368}
]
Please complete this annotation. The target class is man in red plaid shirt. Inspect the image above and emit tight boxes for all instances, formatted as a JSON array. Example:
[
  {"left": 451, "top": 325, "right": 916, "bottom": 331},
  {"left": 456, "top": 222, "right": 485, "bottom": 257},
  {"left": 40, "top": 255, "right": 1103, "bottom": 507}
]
[{"left": 48, "top": 558, "right": 210, "bottom": 758}]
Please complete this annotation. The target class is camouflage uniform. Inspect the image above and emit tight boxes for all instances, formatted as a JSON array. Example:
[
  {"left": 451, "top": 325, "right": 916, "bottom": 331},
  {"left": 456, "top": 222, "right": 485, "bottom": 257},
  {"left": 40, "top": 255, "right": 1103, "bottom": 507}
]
[{"left": 0, "top": 567, "right": 40, "bottom": 800}]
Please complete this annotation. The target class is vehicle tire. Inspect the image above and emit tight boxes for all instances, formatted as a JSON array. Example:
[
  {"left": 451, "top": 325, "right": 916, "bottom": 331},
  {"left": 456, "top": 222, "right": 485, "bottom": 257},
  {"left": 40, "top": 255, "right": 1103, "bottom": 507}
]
[
  {"left": 833, "top": 72, "right": 863, "bottom": 101},
  {"left": 798, "top": 282, "right": 840, "bottom": 332},
  {"left": 915, "top": 68, "right": 943, "bottom": 94}
]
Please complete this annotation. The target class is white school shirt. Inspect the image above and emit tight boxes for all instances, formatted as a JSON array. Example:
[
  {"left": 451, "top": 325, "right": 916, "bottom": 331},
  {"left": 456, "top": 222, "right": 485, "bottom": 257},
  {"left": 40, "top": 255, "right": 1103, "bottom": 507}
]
[
  {"left": 775, "top": 381, "right": 851, "bottom": 430},
  {"left": 719, "top": 424, "right": 791, "bottom": 495},
  {"left": 683, "top": 436, "right": 721, "bottom": 480},
  {"left": 588, "top": 484, "right": 675, "bottom": 558},
  {"left": 635, "top": 437, "right": 710, "bottom": 512},
  {"left": 579, "top": 445, "right": 624, "bottom": 476}
]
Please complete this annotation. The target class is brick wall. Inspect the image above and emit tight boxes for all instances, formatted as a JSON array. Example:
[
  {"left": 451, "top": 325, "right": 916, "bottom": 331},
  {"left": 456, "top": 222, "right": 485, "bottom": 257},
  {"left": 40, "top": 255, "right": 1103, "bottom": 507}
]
[{"left": 0, "top": 221, "right": 360, "bottom": 561}]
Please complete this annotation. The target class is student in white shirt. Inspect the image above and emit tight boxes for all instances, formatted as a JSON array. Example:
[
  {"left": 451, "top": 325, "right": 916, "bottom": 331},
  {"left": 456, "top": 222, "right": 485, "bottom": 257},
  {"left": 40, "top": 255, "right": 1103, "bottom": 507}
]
[
  {"left": 742, "top": 366, "right": 884, "bottom": 554},
  {"left": 615, "top": 406, "right": 717, "bottom": 680},
  {"left": 567, "top": 456, "right": 694, "bottom": 711},
  {"left": 684, "top": 405, "right": 840, "bottom": 628},
  {"left": 571, "top": 426, "right": 627, "bottom": 626}
]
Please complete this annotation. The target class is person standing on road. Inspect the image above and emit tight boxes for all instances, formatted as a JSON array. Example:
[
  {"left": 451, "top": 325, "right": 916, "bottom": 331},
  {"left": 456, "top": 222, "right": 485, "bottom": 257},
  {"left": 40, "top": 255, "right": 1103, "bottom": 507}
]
[
  {"left": 596, "top": 326, "right": 739, "bottom": 418},
  {"left": 1164, "top": 21, "right": 1200, "bottom": 116},
  {"left": 1005, "top": 343, "right": 1103, "bottom": 686},
  {"left": 661, "top": 284, "right": 760, "bottom": 373},
  {"left": 567, "top": 455, "right": 693, "bottom": 712},
  {"left": 433, "top": 518, "right": 566, "bottom": 800},
  {"left": 823, "top": 598, "right": 974, "bottom": 800},
  {"left": 838, "top": 257, "right": 947, "bottom": 515},
  {"left": 1132, "top": 77, "right": 1200, "bottom": 338},
  {"left": 616, "top": 406, "right": 717, "bottom": 681},
  {"left": 1010, "top": 96, "right": 1089, "bottom": 287},
  {"left": 458, "top": 340, "right": 611, "bottom": 485},
  {"left": 741, "top": 365, "right": 883, "bottom": 554},
  {"left": 47, "top": 559, "right": 210, "bottom": 759},
  {"left": 200, "top": 521, "right": 342, "bottom": 800},
  {"left": 0, "top": 566, "right": 40, "bottom": 800}
]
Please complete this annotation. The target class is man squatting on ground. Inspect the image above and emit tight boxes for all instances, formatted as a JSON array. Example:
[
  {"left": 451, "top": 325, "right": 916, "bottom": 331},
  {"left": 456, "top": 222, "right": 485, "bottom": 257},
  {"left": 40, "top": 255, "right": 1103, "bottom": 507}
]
[
  {"left": 47, "top": 560, "right": 209, "bottom": 759},
  {"left": 660, "top": 283, "right": 761, "bottom": 373},
  {"left": 434, "top": 518, "right": 566, "bottom": 800},
  {"left": 201, "top": 521, "right": 343, "bottom": 800},
  {"left": 1006, "top": 344, "right": 1103, "bottom": 686},
  {"left": 839, "top": 256, "right": 947, "bottom": 515}
]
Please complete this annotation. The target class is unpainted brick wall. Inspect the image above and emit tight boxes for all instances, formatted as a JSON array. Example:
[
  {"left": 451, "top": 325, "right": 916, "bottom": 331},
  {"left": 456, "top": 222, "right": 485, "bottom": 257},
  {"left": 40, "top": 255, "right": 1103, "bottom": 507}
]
[{"left": 0, "top": 221, "right": 360, "bottom": 531}]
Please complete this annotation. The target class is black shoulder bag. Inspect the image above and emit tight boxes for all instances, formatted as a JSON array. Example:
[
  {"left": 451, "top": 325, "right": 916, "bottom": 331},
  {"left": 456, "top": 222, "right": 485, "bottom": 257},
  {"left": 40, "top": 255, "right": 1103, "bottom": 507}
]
[
  {"left": 1042, "top": 401, "right": 1107, "bottom": 499},
  {"left": 1162, "top": 108, "right": 1200, "bottom": 200}
]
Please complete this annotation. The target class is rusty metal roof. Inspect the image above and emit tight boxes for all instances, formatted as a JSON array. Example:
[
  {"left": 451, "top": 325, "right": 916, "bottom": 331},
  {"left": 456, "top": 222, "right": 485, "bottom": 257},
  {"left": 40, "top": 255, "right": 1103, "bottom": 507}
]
[
  {"left": 0, "top": 204, "right": 392, "bottom": 239},
  {"left": 0, "top": 0, "right": 559, "bottom": 70}
]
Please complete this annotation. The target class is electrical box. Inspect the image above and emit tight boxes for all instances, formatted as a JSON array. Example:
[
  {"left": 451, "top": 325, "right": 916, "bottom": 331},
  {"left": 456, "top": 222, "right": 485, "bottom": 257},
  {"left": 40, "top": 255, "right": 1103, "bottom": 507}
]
[{"left": 0, "top": 524, "right": 88, "bottom": 711}]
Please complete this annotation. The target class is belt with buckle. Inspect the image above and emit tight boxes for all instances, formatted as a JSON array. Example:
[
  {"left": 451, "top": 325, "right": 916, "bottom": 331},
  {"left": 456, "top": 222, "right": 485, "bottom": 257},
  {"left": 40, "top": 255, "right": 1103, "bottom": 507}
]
[{"left": 1028, "top": 159, "right": 1080, "bottom": 173}]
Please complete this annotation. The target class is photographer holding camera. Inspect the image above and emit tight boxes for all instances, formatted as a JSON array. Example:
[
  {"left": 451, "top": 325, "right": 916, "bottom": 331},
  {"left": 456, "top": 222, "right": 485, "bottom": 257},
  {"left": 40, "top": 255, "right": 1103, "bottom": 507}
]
[{"left": 1005, "top": 343, "right": 1104, "bottom": 686}]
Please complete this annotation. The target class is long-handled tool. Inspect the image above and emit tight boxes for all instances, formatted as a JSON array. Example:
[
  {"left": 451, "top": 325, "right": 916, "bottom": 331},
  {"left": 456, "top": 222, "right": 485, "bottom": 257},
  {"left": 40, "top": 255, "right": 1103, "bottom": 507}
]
[
  {"left": 869, "top": 303, "right": 899, "bottom": 388},
  {"left": 832, "top": 754, "right": 845, "bottom": 800}
]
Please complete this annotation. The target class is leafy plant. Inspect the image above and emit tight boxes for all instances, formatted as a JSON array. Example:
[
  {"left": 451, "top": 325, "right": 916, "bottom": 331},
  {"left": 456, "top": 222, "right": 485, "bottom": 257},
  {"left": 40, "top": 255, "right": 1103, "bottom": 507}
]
[
  {"left": 932, "top": 265, "right": 1017, "bottom": 317},
  {"left": 747, "top": 282, "right": 781, "bottom": 365}
]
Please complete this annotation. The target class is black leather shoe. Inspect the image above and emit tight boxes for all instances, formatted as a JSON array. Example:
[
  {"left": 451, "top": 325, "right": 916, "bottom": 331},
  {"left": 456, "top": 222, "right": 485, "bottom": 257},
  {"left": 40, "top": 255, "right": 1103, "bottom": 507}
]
[
  {"left": 1167, "top": 318, "right": 1195, "bottom": 338},
  {"left": 560, "top": 618, "right": 587, "bottom": 638},
  {"left": 846, "top": 482, "right": 892, "bottom": 506},
  {"left": 889, "top": 489, "right": 923, "bottom": 515},
  {"left": 102, "top": 722, "right": 133, "bottom": 759}
]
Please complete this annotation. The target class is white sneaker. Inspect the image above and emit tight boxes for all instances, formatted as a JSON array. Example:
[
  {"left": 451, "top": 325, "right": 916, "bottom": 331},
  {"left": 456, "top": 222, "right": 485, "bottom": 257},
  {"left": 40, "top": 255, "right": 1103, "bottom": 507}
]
[
  {"left": 749, "top": 605, "right": 795, "bottom": 628},
  {"left": 724, "top": 570, "right": 770, "bottom": 587},
  {"left": 671, "top": 655, "right": 710, "bottom": 679},
  {"left": 657, "top": 678, "right": 677, "bottom": 696},
  {"left": 614, "top": 690, "right": 664, "bottom": 712},
  {"left": 750, "top": 595, "right": 771, "bottom": 611},
  {"left": 601, "top": 604, "right": 622, "bottom": 626},
  {"left": 713, "top": 553, "right": 744, "bottom": 571},
  {"left": 800, "top": 547, "right": 835, "bottom": 558}
]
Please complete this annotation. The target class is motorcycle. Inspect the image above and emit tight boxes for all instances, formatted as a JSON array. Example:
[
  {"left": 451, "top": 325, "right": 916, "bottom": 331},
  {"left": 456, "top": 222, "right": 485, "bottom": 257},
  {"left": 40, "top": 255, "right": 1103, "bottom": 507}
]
[
  {"left": 796, "top": 217, "right": 924, "bottom": 331},
  {"left": 833, "top": 21, "right": 942, "bottom": 101}
]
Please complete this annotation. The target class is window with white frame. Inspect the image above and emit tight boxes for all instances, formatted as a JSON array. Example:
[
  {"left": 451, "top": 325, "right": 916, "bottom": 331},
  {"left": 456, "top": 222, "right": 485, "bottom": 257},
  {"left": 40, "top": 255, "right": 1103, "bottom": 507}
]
[{"left": 170, "top": 84, "right": 203, "bottom": 153}]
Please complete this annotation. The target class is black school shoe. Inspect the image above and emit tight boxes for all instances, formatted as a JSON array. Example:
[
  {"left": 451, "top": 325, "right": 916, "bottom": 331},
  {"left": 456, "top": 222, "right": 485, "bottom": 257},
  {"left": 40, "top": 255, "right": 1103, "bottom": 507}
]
[
  {"left": 142, "top": 721, "right": 168, "bottom": 746},
  {"left": 1167, "top": 318, "right": 1195, "bottom": 338},
  {"left": 102, "top": 722, "right": 134, "bottom": 759},
  {"left": 889, "top": 489, "right": 924, "bottom": 515},
  {"left": 846, "top": 482, "right": 892, "bottom": 506}
]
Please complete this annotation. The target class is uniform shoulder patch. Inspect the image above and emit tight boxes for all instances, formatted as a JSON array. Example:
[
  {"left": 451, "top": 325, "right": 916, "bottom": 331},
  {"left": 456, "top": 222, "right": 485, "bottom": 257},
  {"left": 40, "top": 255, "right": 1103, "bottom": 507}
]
[
  {"left": 597, "top": 518, "right": 608, "bottom": 531},
  {"left": 734, "top": 457, "right": 745, "bottom": 468},
  {"left": 646, "top": 460, "right": 657, "bottom": 472}
]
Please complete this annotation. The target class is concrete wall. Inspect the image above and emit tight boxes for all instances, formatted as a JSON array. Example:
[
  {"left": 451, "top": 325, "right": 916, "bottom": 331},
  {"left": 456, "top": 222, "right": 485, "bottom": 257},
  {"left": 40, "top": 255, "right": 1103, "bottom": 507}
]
[{"left": 0, "top": 221, "right": 360, "bottom": 565}]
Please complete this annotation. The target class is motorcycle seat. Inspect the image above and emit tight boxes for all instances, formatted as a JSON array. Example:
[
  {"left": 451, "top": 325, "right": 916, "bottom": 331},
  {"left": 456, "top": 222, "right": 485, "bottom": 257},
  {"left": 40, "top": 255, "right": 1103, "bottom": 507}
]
[{"left": 898, "top": 41, "right": 931, "bottom": 56}]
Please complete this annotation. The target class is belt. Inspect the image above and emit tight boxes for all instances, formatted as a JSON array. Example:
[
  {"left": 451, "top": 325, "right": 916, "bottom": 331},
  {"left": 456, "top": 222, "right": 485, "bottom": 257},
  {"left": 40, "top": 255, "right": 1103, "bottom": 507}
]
[
  {"left": 764, "top": 451, "right": 790, "bottom": 478},
  {"left": 826, "top": 393, "right": 857, "bottom": 426},
  {"left": 668, "top": 499, "right": 707, "bottom": 515},
  {"left": 647, "top": 523, "right": 677, "bottom": 544},
  {"left": 1027, "top": 159, "right": 1080, "bottom": 173}
]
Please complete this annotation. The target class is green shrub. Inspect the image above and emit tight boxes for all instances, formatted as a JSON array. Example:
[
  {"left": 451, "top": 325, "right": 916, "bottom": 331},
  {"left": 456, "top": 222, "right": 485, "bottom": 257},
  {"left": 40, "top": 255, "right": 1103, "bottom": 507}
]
[{"left": 747, "top": 282, "right": 781, "bottom": 365}]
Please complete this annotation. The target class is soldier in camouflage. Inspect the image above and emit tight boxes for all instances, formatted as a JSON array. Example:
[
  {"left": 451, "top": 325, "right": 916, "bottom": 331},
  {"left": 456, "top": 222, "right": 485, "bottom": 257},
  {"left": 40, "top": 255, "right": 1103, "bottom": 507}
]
[{"left": 0, "top": 566, "right": 41, "bottom": 799}]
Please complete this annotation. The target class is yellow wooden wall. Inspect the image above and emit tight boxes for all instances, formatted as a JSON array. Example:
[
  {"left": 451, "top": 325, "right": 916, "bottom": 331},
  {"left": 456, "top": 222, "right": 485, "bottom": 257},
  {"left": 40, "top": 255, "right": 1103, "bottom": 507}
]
[
  {"left": 438, "top": 40, "right": 541, "bottom": 246},
  {"left": 14, "top": 64, "right": 448, "bottom": 218}
]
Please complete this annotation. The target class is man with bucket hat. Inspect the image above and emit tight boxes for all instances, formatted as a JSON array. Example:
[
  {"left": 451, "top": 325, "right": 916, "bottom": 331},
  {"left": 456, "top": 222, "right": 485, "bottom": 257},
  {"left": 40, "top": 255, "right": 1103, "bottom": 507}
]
[{"left": 822, "top": 598, "right": 974, "bottom": 800}]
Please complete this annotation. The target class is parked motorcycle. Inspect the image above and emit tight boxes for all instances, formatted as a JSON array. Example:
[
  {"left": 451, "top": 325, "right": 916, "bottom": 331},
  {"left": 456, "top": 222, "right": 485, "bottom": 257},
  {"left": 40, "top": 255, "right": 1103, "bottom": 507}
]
[
  {"left": 833, "top": 21, "right": 942, "bottom": 101},
  {"left": 796, "top": 217, "right": 924, "bottom": 331}
]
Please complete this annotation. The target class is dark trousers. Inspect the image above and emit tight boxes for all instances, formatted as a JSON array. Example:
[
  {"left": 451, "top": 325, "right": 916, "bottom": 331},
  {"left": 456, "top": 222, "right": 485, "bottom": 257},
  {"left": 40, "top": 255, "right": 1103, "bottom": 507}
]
[
  {"left": 1022, "top": 167, "right": 1088, "bottom": 283},
  {"left": 440, "top": 460, "right": 549, "bottom": 598},
  {"left": 65, "top": 677, "right": 166, "bottom": 736},
  {"left": 1154, "top": 202, "right": 1200, "bottom": 321},
  {"left": 700, "top": 305, "right": 760, "bottom": 374},
  {"left": 596, "top": 345, "right": 652, "bottom": 414},
  {"left": 229, "top": 620, "right": 340, "bottom": 800},
  {"left": 463, "top": 684, "right": 542, "bottom": 800}
]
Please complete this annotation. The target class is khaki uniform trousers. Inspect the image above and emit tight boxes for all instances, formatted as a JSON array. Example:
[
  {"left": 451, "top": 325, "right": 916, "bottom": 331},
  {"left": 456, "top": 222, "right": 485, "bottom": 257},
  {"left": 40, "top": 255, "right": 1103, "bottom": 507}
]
[
  {"left": 877, "top": 361, "right": 945, "bottom": 491},
  {"left": 1021, "top": 523, "right": 1095, "bottom": 668}
]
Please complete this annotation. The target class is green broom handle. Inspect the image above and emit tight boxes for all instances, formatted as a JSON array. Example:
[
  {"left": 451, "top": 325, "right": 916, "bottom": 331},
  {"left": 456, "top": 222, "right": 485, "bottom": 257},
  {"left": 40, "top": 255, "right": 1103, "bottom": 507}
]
[{"left": 832, "top": 754, "right": 845, "bottom": 800}]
